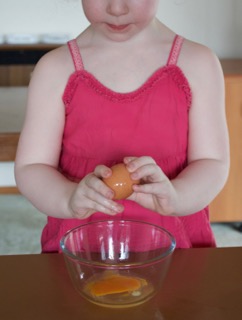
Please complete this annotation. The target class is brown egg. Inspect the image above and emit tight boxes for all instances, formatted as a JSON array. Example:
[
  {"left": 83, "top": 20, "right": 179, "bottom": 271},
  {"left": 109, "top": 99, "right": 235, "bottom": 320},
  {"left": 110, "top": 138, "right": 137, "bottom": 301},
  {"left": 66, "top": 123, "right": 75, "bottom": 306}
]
[{"left": 103, "top": 163, "right": 140, "bottom": 200}]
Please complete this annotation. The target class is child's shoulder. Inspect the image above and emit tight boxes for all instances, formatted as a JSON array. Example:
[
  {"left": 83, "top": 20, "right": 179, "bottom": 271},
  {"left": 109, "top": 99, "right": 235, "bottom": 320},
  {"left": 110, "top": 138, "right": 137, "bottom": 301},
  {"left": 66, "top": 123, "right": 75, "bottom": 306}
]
[
  {"left": 180, "top": 38, "right": 223, "bottom": 85},
  {"left": 31, "top": 44, "right": 74, "bottom": 84},
  {"left": 181, "top": 38, "right": 221, "bottom": 71}
]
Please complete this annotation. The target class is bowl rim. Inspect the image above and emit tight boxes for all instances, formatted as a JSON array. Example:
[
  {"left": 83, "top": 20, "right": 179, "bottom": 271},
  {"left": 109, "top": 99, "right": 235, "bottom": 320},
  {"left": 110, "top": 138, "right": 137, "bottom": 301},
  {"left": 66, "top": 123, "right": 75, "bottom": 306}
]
[{"left": 59, "top": 219, "right": 176, "bottom": 267}]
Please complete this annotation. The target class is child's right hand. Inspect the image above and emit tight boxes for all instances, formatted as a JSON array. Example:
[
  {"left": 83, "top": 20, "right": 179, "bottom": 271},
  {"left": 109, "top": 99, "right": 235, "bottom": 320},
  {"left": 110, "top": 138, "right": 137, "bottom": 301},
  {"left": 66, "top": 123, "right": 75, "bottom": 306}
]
[{"left": 68, "top": 165, "right": 124, "bottom": 219}]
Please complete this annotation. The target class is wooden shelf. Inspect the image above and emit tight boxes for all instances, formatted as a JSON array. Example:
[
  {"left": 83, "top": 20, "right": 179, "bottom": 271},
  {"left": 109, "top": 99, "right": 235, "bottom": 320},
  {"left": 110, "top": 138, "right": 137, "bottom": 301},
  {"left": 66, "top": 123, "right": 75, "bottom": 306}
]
[
  {"left": 210, "top": 59, "right": 242, "bottom": 222},
  {"left": 220, "top": 59, "right": 242, "bottom": 76},
  {"left": 0, "top": 43, "right": 60, "bottom": 51},
  {"left": 210, "top": 67, "right": 242, "bottom": 222},
  {"left": 0, "top": 43, "right": 60, "bottom": 85},
  {"left": 0, "top": 133, "right": 20, "bottom": 161},
  {"left": 0, "top": 65, "right": 34, "bottom": 86}
]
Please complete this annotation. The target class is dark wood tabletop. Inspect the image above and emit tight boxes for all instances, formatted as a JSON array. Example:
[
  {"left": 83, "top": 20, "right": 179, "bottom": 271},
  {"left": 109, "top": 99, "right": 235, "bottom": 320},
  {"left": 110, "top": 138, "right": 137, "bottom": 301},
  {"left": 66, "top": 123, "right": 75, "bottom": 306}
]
[{"left": 0, "top": 247, "right": 242, "bottom": 320}]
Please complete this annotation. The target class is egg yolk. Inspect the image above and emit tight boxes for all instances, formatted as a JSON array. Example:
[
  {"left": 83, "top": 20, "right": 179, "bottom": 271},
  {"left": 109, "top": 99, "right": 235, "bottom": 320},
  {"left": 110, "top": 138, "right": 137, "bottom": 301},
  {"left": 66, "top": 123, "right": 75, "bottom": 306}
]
[{"left": 86, "top": 273, "right": 147, "bottom": 297}]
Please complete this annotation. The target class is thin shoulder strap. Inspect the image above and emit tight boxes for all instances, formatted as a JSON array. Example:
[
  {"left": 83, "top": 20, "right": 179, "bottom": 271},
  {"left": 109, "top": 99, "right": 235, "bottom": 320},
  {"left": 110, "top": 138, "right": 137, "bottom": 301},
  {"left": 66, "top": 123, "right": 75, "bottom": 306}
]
[
  {"left": 167, "top": 35, "right": 184, "bottom": 66},
  {"left": 67, "top": 39, "right": 84, "bottom": 71}
]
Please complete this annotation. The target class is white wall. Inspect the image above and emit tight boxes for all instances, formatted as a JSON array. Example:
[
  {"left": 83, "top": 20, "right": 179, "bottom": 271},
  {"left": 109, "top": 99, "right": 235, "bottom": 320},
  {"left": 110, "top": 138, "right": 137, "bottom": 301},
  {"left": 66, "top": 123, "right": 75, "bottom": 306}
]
[
  {"left": 0, "top": 0, "right": 242, "bottom": 187},
  {"left": 1, "top": 163, "right": 15, "bottom": 186},
  {"left": 158, "top": 0, "right": 242, "bottom": 58},
  {"left": 0, "top": 0, "right": 87, "bottom": 38},
  {"left": 0, "top": 0, "right": 242, "bottom": 58}
]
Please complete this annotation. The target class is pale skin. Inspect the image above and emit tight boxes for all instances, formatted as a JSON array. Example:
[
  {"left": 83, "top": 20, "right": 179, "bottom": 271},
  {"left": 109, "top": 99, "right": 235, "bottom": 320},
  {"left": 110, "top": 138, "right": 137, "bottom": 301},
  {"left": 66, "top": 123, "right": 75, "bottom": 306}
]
[{"left": 15, "top": 0, "right": 230, "bottom": 220}]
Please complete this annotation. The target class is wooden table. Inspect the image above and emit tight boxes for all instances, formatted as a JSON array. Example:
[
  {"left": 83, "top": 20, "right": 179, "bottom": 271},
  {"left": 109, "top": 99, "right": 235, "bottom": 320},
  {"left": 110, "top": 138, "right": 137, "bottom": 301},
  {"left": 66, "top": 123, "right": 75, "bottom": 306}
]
[{"left": 0, "top": 248, "right": 242, "bottom": 320}]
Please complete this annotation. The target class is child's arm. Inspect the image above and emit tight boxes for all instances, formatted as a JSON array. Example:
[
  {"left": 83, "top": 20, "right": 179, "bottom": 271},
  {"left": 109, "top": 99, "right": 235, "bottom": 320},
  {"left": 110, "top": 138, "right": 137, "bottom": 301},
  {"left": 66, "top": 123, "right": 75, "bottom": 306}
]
[
  {"left": 125, "top": 43, "right": 230, "bottom": 216},
  {"left": 14, "top": 49, "right": 123, "bottom": 219}
]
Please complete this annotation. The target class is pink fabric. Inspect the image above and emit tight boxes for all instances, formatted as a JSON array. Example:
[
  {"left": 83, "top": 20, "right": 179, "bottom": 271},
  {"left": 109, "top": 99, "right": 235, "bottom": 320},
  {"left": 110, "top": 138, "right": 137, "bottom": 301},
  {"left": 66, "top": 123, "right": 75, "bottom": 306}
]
[
  {"left": 67, "top": 40, "right": 84, "bottom": 71},
  {"left": 41, "top": 35, "right": 216, "bottom": 252},
  {"left": 167, "top": 35, "right": 184, "bottom": 65}
]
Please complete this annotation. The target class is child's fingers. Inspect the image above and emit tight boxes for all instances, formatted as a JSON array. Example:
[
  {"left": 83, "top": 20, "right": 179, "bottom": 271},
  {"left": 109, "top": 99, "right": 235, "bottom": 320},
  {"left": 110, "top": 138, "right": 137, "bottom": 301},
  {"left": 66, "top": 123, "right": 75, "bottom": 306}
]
[
  {"left": 84, "top": 172, "right": 114, "bottom": 199},
  {"left": 82, "top": 173, "right": 124, "bottom": 211},
  {"left": 88, "top": 188, "right": 123, "bottom": 212},
  {"left": 125, "top": 156, "right": 156, "bottom": 172},
  {"left": 94, "top": 164, "right": 112, "bottom": 179},
  {"left": 130, "top": 163, "right": 165, "bottom": 182},
  {"left": 133, "top": 181, "right": 167, "bottom": 194},
  {"left": 90, "top": 198, "right": 124, "bottom": 215},
  {"left": 71, "top": 186, "right": 124, "bottom": 218},
  {"left": 125, "top": 156, "right": 166, "bottom": 183},
  {"left": 123, "top": 156, "right": 137, "bottom": 165}
]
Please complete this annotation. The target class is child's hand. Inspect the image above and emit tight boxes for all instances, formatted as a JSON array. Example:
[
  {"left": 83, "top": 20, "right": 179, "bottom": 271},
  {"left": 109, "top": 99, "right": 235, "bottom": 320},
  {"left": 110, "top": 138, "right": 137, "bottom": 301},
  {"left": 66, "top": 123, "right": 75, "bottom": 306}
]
[
  {"left": 124, "top": 156, "right": 177, "bottom": 216},
  {"left": 68, "top": 165, "right": 124, "bottom": 219}
]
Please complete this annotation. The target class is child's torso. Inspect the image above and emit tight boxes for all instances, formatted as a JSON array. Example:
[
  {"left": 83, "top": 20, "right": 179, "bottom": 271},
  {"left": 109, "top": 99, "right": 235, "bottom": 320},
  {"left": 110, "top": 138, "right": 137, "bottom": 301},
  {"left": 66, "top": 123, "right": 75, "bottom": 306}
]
[
  {"left": 60, "top": 35, "right": 191, "bottom": 180},
  {"left": 41, "top": 35, "right": 216, "bottom": 252}
]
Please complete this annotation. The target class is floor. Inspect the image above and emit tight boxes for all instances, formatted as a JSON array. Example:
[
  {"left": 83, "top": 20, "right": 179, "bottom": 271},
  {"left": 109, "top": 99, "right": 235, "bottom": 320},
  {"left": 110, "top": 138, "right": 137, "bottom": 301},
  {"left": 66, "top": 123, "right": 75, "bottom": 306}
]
[{"left": 1, "top": 194, "right": 242, "bottom": 255}]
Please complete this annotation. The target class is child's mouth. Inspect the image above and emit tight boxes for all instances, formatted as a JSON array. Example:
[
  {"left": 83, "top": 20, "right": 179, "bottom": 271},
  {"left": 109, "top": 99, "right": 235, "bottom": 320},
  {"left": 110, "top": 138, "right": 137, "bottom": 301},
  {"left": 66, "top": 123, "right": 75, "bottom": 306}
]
[{"left": 107, "top": 24, "right": 130, "bottom": 31}]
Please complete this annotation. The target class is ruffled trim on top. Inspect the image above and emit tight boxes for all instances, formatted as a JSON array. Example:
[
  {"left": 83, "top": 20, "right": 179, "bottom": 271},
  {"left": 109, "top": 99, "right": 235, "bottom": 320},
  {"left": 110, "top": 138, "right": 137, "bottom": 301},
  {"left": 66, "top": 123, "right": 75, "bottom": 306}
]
[{"left": 62, "top": 65, "right": 192, "bottom": 109}]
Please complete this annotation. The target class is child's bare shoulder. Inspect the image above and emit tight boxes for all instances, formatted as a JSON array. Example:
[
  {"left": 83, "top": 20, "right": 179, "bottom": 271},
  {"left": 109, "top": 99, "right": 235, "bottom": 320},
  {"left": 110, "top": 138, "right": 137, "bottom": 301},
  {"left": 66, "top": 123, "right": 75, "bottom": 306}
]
[
  {"left": 180, "top": 38, "right": 223, "bottom": 85},
  {"left": 31, "top": 44, "right": 74, "bottom": 86},
  {"left": 185, "top": 39, "right": 219, "bottom": 64}
]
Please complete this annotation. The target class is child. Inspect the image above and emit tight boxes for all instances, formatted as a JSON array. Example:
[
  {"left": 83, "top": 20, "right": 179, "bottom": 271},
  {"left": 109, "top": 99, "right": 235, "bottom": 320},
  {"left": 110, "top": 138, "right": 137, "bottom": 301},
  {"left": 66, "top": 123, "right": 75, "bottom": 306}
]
[{"left": 15, "top": 0, "right": 229, "bottom": 252}]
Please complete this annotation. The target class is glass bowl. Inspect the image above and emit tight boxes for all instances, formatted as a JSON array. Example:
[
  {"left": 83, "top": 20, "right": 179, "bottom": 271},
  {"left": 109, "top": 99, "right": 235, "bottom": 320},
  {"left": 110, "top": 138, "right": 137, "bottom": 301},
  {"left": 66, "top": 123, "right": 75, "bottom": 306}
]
[{"left": 60, "top": 220, "right": 176, "bottom": 308}]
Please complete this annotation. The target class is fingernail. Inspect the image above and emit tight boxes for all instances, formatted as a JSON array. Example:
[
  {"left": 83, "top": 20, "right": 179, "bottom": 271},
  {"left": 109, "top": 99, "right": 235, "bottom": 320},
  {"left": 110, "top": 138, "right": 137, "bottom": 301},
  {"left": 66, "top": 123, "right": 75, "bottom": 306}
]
[
  {"left": 106, "top": 190, "right": 114, "bottom": 199},
  {"left": 112, "top": 205, "right": 123, "bottom": 213},
  {"left": 131, "top": 172, "right": 138, "bottom": 179},
  {"left": 104, "top": 169, "right": 112, "bottom": 178}
]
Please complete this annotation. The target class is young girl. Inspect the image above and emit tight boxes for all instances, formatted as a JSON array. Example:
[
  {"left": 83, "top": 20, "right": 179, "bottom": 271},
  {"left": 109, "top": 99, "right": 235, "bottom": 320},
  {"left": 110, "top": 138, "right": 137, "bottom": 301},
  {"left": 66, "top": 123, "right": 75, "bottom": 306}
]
[{"left": 15, "top": 0, "right": 229, "bottom": 252}]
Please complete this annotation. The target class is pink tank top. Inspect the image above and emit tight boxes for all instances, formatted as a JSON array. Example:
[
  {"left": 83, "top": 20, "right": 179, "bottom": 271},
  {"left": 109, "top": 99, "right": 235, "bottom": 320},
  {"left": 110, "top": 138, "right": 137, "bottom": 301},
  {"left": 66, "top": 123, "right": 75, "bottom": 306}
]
[{"left": 41, "top": 35, "right": 216, "bottom": 252}]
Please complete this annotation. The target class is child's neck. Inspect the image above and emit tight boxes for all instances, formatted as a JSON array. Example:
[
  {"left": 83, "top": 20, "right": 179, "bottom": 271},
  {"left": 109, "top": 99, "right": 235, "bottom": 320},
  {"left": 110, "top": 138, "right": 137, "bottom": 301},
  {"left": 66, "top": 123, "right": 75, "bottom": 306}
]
[{"left": 76, "top": 20, "right": 175, "bottom": 93}]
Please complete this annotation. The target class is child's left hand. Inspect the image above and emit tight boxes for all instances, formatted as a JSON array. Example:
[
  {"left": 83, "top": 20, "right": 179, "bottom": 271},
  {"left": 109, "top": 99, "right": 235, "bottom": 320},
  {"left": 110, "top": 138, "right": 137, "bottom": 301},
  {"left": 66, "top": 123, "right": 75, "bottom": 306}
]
[{"left": 124, "top": 156, "right": 177, "bottom": 216}]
